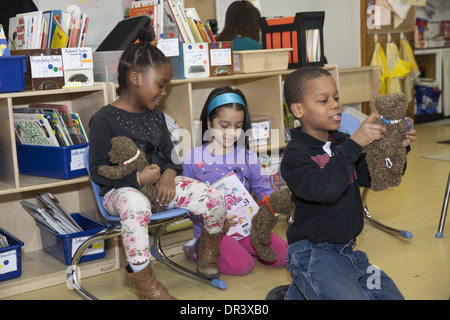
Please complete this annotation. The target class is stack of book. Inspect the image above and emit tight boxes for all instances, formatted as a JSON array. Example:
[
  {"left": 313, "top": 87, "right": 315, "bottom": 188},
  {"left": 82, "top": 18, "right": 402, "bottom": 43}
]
[
  {"left": 128, "top": 0, "right": 216, "bottom": 43},
  {"left": 8, "top": 9, "right": 89, "bottom": 50},
  {"left": 13, "top": 103, "right": 88, "bottom": 147},
  {"left": 166, "top": 1, "right": 216, "bottom": 43},
  {"left": 0, "top": 233, "right": 8, "bottom": 248},
  {"left": 20, "top": 193, "right": 83, "bottom": 235}
]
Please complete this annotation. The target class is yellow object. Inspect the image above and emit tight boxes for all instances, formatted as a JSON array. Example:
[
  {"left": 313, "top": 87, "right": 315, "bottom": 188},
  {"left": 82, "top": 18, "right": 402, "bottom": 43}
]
[
  {"left": 400, "top": 39, "right": 420, "bottom": 102},
  {"left": 385, "top": 41, "right": 411, "bottom": 93},
  {"left": 370, "top": 42, "right": 389, "bottom": 94}
]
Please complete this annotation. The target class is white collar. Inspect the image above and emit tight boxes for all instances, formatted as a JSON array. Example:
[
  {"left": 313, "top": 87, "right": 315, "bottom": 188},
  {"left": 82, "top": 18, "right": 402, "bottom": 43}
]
[
  {"left": 381, "top": 116, "right": 402, "bottom": 124},
  {"left": 120, "top": 149, "right": 141, "bottom": 165}
]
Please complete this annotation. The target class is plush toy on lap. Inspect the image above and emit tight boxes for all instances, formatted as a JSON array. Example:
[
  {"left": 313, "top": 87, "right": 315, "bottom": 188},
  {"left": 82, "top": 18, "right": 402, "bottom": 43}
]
[
  {"left": 98, "top": 136, "right": 167, "bottom": 212},
  {"left": 250, "top": 188, "right": 293, "bottom": 262}
]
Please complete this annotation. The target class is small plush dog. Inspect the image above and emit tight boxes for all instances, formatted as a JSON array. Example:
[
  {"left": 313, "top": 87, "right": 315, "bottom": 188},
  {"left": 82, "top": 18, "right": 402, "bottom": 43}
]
[
  {"left": 250, "top": 188, "right": 293, "bottom": 262},
  {"left": 98, "top": 136, "right": 167, "bottom": 212},
  {"left": 364, "top": 92, "right": 410, "bottom": 191}
]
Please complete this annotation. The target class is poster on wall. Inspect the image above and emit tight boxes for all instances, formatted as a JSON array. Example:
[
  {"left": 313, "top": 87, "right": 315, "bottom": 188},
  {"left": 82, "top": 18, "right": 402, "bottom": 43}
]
[{"left": 33, "top": 0, "right": 124, "bottom": 48}]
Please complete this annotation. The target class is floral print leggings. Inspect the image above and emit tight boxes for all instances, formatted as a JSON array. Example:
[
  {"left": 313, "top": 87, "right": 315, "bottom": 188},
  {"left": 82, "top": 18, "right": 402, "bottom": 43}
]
[{"left": 103, "top": 176, "right": 227, "bottom": 265}]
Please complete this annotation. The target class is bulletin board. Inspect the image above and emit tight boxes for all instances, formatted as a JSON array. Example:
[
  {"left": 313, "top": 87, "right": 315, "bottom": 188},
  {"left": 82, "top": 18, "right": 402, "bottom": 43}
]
[{"left": 33, "top": 0, "right": 125, "bottom": 47}]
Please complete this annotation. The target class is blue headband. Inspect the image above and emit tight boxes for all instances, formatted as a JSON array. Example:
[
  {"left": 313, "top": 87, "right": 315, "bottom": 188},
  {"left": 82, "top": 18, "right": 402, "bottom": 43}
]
[{"left": 207, "top": 93, "right": 246, "bottom": 115}]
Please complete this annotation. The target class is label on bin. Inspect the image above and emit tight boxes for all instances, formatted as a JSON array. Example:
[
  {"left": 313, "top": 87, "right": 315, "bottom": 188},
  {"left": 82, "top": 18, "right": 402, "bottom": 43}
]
[
  {"left": 70, "top": 148, "right": 87, "bottom": 171},
  {"left": 0, "top": 250, "right": 18, "bottom": 274},
  {"left": 71, "top": 237, "right": 104, "bottom": 258}
]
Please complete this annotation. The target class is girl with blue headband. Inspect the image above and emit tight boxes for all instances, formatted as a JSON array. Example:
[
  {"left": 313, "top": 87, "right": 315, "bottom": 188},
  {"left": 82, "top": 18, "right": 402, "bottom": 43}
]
[{"left": 182, "top": 86, "right": 288, "bottom": 275}]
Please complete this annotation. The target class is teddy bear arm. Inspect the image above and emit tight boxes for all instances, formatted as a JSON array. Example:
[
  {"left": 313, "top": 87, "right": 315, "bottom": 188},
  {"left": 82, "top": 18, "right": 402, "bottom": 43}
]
[{"left": 98, "top": 165, "right": 132, "bottom": 180}]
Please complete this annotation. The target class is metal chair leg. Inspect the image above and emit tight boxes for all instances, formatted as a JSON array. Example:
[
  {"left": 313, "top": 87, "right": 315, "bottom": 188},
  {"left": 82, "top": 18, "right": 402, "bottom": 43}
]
[
  {"left": 67, "top": 215, "right": 227, "bottom": 300},
  {"left": 436, "top": 171, "right": 450, "bottom": 238},
  {"left": 151, "top": 221, "right": 227, "bottom": 290},
  {"left": 362, "top": 187, "right": 413, "bottom": 239},
  {"left": 67, "top": 226, "right": 122, "bottom": 300}
]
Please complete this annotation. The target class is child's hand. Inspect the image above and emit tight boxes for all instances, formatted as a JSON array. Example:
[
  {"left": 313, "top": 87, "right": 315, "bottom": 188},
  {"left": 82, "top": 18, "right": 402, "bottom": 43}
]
[
  {"left": 402, "top": 117, "right": 416, "bottom": 147},
  {"left": 156, "top": 168, "right": 176, "bottom": 206},
  {"left": 350, "top": 113, "right": 387, "bottom": 147},
  {"left": 226, "top": 214, "right": 239, "bottom": 227},
  {"left": 140, "top": 164, "right": 161, "bottom": 185}
]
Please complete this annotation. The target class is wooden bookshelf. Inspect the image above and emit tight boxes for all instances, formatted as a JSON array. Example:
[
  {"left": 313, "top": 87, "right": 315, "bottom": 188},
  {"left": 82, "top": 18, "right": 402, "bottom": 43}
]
[
  {"left": 0, "top": 83, "right": 120, "bottom": 298},
  {"left": 0, "top": 64, "right": 378, "bottom": 298}
]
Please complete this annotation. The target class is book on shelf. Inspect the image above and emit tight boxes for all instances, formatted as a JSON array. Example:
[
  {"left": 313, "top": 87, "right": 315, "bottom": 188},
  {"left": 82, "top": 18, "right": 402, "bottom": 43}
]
[
  {"left": 212, "top": 171, "right": 260, "bottom": 241},
  {"left": 71, "top": 113, "right": 89, "bottom": 143},
  {"left": 8, "top": 8, "right": 89, "bottom": 49},
  {"left": 130, "top": 0, "right": 161, "bottom": 36},
  {"left": 0, "top": 24, "right": 10, "bottom": 56},
  {"left": 20, "top": 193, "right": 83, "bottom": 235},
  {"left": 13, "top": 105, "right": 88, "bottom": 147},
  {"left": 35, "top": 192, "right": 83, "bottom": 233},
  {"left": 0, "top": 233, "right": 9, "bottom": 248},
  {"left": 29, "top": 103, "right": 83, "bottom": 145},
  {"left": 162, "top": 1, "right": 217, "bottom": 44},
  {"left": 13, "top": 112, "right": 61, "bottom": 147},
  {"left": 50, "top": 15, "right": 69, "bottom": 48}
]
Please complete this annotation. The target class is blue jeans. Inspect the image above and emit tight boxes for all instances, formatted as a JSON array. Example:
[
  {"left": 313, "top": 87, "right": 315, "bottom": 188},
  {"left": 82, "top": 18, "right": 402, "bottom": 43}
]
[{"left": 285, "top": 240, "right": 404, "bottom": 300}]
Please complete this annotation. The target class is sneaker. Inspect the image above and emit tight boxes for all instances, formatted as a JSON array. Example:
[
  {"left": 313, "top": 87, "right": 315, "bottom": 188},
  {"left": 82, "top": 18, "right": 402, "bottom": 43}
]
[{"left": 265, "top": 285, "right": 290, "bottom": 300}]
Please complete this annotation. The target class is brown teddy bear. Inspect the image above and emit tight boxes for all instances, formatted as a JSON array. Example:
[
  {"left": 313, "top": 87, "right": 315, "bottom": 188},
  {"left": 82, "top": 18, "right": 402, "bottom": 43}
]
[
  {"left": 364, "top": 92, "right": 410, "bottom": 191},
  {"left": 250, "top": 188, "right": 293, "bottom": 263},
  {"left": 98, "top": 136, "right": 167, "bottom": 212}
]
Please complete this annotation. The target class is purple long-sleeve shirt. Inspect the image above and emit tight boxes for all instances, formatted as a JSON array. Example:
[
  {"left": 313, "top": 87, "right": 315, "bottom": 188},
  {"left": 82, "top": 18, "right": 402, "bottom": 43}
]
[{"left": 182, "top": 144, "right": 273, "bottom": 239}]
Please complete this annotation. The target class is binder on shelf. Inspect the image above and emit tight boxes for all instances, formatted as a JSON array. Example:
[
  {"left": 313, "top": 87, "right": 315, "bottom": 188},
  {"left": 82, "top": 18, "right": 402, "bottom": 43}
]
[
  {"left": 260, "top": 11, "right": 325, "bottom": 68},
  {"left": 209, "top": 41, "right": 234, "bottom": 77},
  {"left": 95, "top": 15, "right": 155, "bottom": 52}
]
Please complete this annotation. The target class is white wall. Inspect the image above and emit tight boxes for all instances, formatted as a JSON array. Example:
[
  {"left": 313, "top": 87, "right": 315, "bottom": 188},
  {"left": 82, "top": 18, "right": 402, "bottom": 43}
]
[{"left": 259, "top": 0, "right": 361, "bottom": 68}]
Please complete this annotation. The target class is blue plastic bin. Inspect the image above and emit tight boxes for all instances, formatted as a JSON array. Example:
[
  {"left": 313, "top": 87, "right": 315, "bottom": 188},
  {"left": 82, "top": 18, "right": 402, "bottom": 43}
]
[
  {"left": 16, "top": 143, "right": 88, "bottom": 179},
  {"left": 0, "top": 229, "right": 25, "bottom": 281},
  {"left": 0, "top": 55, "right": 27, "bottom": 93},
  {"left": 36, "top": 213, "right": 106, "bottom": 265}
]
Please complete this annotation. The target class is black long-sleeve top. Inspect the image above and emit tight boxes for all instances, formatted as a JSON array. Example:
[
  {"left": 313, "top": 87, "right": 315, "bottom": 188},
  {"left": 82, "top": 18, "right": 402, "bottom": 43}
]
[
  {"left": 280, "top": 127, "right": 371, "bottom": 245},
  {"left": 88, "top": 104, "right": 182, "bottom": 197}
]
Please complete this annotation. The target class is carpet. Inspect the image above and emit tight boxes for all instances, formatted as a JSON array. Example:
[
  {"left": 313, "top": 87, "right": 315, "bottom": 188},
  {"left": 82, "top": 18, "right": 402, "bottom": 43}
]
[{"left": 422, "top": 153, "right": 450, "bottom": 162}]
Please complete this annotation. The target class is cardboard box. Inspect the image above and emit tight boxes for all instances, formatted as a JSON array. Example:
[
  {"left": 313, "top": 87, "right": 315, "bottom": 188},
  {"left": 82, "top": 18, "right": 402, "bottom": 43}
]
[
  {"left": 61, "top": 47, "right": 94, "bottom": 86},
  {"left": 183, "top": 42, "right": 209, "bottom": 79},
  {"left": 209, "top": 41, "right": 234, "bottom": 76},
  {"left": 233, "top": 49, "right": 291, "bottom": 73},
  {"left": 11, "top": 49, "right": 65, "bottom": 90}
]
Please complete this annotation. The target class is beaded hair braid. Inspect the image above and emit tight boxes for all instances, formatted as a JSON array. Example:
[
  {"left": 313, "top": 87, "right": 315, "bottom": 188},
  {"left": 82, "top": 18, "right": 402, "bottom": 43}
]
[{"left": 116, "top": 29, "right": 169, "bottom": 95}]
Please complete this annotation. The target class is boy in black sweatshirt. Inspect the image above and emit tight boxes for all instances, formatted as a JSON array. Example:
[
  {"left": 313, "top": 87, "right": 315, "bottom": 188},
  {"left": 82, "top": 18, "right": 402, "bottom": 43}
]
[{"left": 280, "top": 67, "right": 415, "bottom": 300}]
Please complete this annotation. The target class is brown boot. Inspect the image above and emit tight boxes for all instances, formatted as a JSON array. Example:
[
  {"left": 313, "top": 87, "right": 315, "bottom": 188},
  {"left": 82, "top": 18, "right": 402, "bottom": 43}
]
[
  {"left": 195, "top": 229, "right": 224, "bottom": 279},
  {"left": 125, "top": 263, "right": 176, "bottom": 300}
]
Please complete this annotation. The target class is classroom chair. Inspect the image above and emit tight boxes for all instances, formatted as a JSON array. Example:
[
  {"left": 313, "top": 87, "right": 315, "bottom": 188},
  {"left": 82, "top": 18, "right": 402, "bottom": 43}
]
[
  {"left": 339, "top": 113, "right": 413, "bottom": 239},
  {"left": 67, "top": 146, "right": 227, "bottom": 300}
]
